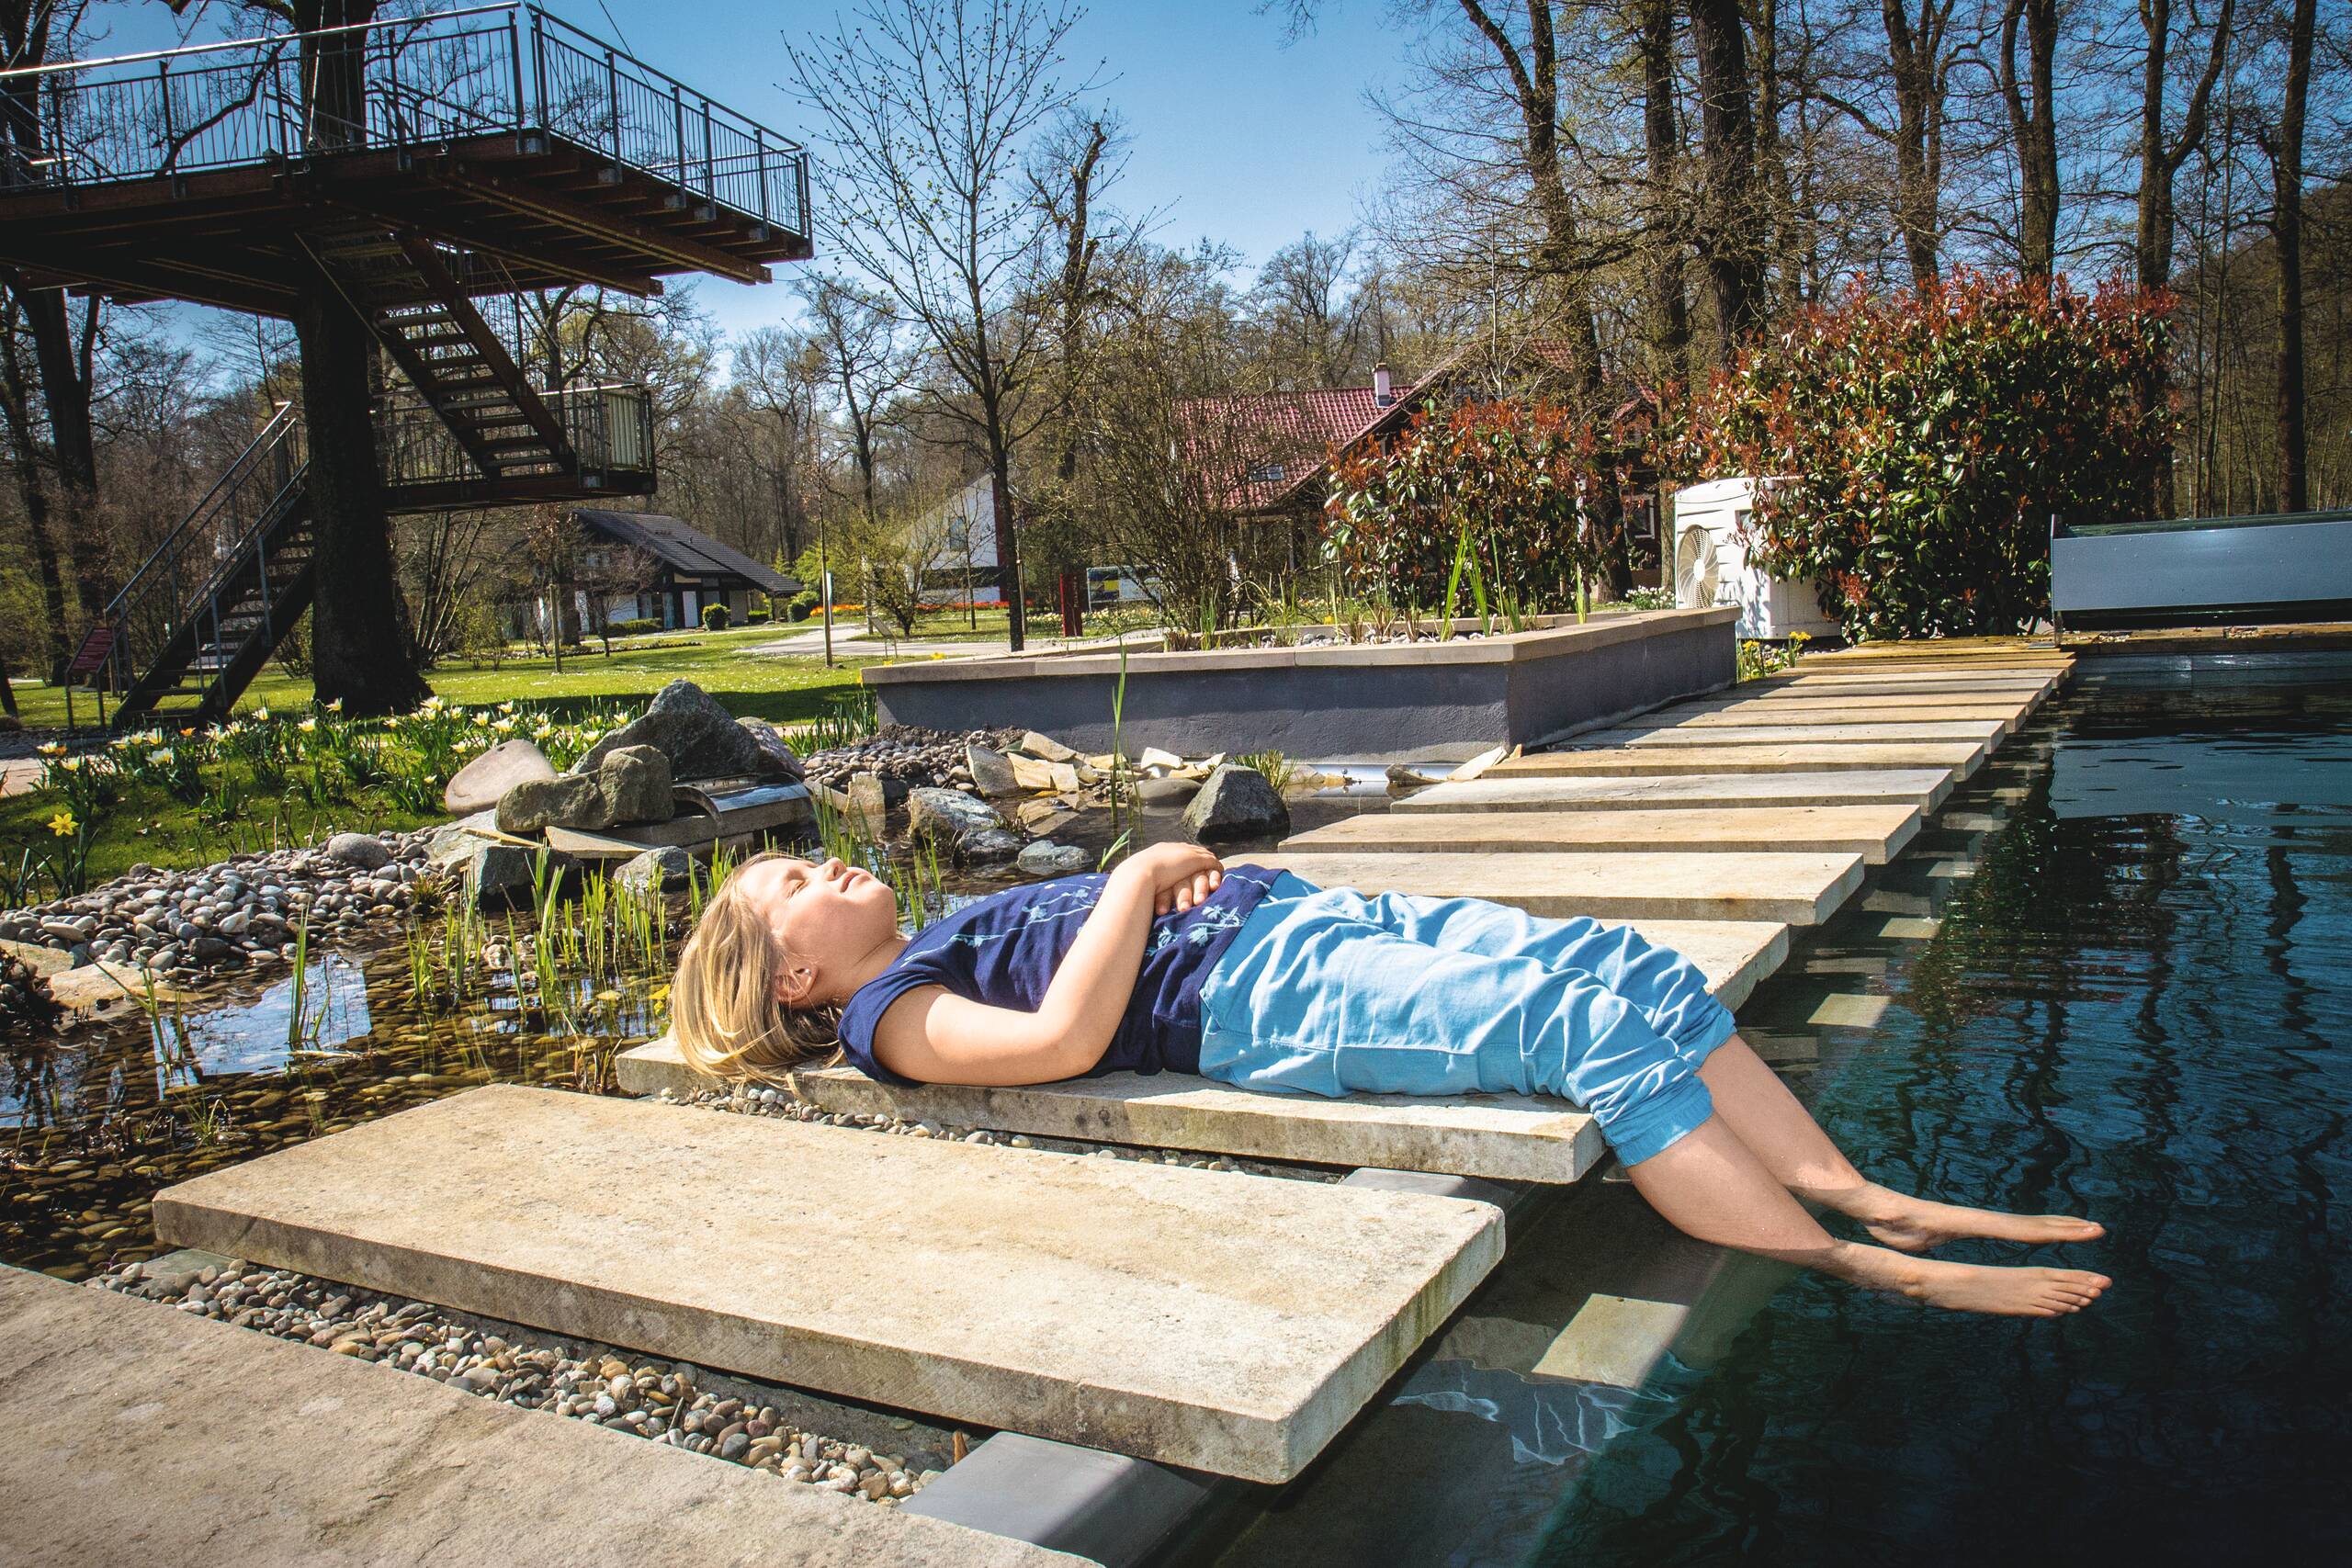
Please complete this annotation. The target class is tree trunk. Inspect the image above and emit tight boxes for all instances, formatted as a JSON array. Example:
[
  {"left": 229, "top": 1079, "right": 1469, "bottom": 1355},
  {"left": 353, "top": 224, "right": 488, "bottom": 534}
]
[
  {"left": 1882, "top": 0, "right": 1951, "bottom": 286},
  {"left": 2271, "top": 0, "right": 2313, "bottom": 513},
  {"left": 295, "top": 262, "right": 427, "bottom": 715},
  {"left": 17, "top": 288, "right": 105, "bottom": 616},
  {"left": 988, "top": 446, "right": 1025, "bottom": 652},
  {"left": 0, "top": 300, "right": 71, "bottom": 682},
  {"left": 1688, "top": 0, "right": 1766, "bottom": 358},
  {"left": 1999, "top": 0, "right": 2061, "bottom": 280},
  {"left": 0, "top": 638, "right": 17, "bottom": 717},
  {"left": 1637, "top": 0, "right": 1690, "bottom": 384}
]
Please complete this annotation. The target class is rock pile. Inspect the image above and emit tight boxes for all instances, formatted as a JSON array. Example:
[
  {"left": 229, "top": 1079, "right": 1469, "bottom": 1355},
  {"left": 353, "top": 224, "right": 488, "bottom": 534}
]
[
  {"left": 86, "top": 1258, "right": 944, "bottom": 1504},
  {"left": 0, "top": 830, "right": 435, "bottom": 981},
  {"left": 798, "top": 724, "right": 1023, "bottom": 798}
]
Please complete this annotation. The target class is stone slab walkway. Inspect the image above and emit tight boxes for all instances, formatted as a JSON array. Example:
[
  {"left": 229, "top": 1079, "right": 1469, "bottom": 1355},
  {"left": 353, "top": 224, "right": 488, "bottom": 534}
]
[
  {"left": 1281, "top": 803, "right": 1920, "bottom": 864},
  {"left": 1486, "top": 740, "right": 1988, "bottom": 778},
  {"left": 1397, "top": 770, "right": 1959, "bottom": 814},
  {"left": 1254, "top": 850, "right": 1865, "bottom": 924},
  {"left": 0, "top": 1266, "right": 1081, "bottom": 1568},
  {"left": 1587, "top": 718, "right": 2007, "bottom": 746},
  {"left": 153, "top": 1085, "right": 1505, "bottom": 1483},
  {"left": 1655, "top": 702, "right": 2031, "bottom": 731}
]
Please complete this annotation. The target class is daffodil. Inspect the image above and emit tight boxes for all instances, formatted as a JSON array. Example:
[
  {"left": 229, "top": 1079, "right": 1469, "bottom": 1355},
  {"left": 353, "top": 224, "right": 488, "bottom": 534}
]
[
  {"left": 150, "top": 748, "right": 175, "bottom": 767},
  {"left": 299, "top": 717, "right": 318, "bottom": 733},
  {"left": 254, "top": 705, "right": 272, "bottom": 721},
  {"left": 57, "top": 756, "right": 83, "bottom": 773},
  {"left": 36, "top": 741, "right": 64, "bottom": 758},
  {"left": 325, "top": 698, "right": 345, "bottom": 714},
  {"left": 47, "top": 810, "right": 75, "bottom": 838}
]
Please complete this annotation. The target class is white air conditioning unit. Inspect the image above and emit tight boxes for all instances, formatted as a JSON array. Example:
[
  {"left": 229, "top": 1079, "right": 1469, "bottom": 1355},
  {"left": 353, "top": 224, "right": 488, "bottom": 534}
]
[{"left": 1670, "top": 478, "right": 1839, "bottom": 640}]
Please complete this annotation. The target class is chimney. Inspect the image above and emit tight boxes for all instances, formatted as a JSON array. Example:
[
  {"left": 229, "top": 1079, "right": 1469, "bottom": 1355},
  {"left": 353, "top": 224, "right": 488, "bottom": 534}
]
[{"left": 1373, "top": 363, "right": 1395, "bottom": 407}]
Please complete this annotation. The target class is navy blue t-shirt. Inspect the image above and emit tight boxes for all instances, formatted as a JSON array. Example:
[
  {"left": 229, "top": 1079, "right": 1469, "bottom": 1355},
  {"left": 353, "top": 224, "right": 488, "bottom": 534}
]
[{"left": 835, "top": 863, "right": 1279, "bottom": 1084}]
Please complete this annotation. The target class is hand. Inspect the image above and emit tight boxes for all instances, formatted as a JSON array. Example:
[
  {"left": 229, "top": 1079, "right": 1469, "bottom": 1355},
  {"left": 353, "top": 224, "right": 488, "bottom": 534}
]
[{"left": 1119, "top": 841, "right": 1225, "bottom": 916}]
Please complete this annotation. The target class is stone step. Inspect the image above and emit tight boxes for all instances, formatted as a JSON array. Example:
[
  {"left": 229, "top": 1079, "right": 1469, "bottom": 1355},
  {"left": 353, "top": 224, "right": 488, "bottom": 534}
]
[
  {"left": 1753, "top": 671, "right": 2060, "bottom": 694},
  {"left": 1397, "top": 769, "right": 1957, "bottom": 814},
  {"left": 616, "top": 918, "right": 1786, "bottom": 1186},
  {"left": 1281, "top": 803, "right": 1919, "bottom": 864},
  {"left": 1254, "top": 849, "right": 1865, "bottom": 925},
  {"left": 0, "top": 1266, "right": 1079, "bottom": 1568},
  {"left": 153, "top": 1086, "right": 1504, "bottom": 1484},
  {"left": 1649, "top": 700, "right": 2035, "bottom": 730},
  {"left": 1486, "top": 740, "right": 1987, "bottom": 778},
  {"left": 1583, "top": 718, "right": 2008, "bottom": 747}
]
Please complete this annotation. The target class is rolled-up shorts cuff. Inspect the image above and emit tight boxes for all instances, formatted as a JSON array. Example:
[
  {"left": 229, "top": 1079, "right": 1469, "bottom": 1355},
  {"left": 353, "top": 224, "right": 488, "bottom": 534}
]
[
  {"left": 1669, "top": 1001, "right": 1740, "bottom": 1064},
  {"left": 1606, "top": 1072, "right": 1717, "bottom": 1167}
]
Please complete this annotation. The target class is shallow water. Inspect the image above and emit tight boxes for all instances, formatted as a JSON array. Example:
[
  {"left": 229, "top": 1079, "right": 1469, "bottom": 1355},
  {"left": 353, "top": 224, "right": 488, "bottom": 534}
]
[{"left": 1216, "top": 668, "right": 2352, "bottom": 1565}]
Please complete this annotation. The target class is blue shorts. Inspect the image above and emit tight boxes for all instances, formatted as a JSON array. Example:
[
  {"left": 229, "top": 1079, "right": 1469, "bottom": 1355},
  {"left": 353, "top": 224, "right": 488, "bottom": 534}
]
[{"left": 1193, "top": 873, "right": 1737, "bottom": 1166}]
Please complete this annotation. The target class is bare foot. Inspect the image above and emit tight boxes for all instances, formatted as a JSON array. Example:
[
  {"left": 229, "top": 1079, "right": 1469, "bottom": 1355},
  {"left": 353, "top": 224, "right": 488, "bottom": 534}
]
[
  {"left": 1834, "top": 1243, "right": 2111, "bottom": 1316},
  {"left": 1841, "top": 1186, "right": 2106, "bottom": 1253}
]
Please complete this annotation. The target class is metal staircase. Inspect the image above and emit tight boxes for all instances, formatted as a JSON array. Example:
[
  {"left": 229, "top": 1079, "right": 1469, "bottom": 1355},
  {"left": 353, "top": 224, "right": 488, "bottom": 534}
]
[{"left": 98, "top": 404, "right": 315, "bottom": 728}]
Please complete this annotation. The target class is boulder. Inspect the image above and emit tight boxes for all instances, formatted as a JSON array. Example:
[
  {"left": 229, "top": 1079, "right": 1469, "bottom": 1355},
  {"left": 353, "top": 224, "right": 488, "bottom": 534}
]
[
  {"left": 443, "top": 739, "right": 556, "bottom": 816},
  {"left": 324, "top": 833, "right": 392, "bottom": 871},
  {"left": 846, "top": 773, "right": 888, "bottom": 826},
  {"left": 495, "top": 773, "right": 605, "bottom": 837},
  {"left": 464, "top": 842, "right": 571, "bottom": 910},
  {"left": 1181, "top": 764, "right": 1291, "bottom": 844},
  {"left": 614, "top": 846, "right": 693, "bottom": 898},
  {"left": 1016, "top": 840, "right": 1091, "bottom": 877},
  {"left": 965, "top": 743, "right": 1021, "bottom": 799},
  {"left": 736, "top": 717, "right": 805, "bottom": 780},
  {"left": 596, "top": 745, "right": 673, "bottom": 826},
  {"left": 571, "top": 680, "right": 766, "bottom": 782},
  {"left": 907, "top": 787, "right": 1020, "bottom": 863},
  {"left": 1017, "top": 730, "right": 1080, "bottom": 763},
  {"left": 425, "top": 812, "right": 499, "bottom": 874}
]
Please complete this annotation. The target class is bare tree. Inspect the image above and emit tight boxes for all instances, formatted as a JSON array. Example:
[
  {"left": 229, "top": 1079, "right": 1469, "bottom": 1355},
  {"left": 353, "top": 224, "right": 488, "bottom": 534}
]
[
  {"left": 802, "top": 276, "right": 911, "bottom": 661},
  {"left": 2259, "top": 0, "right": 2316, "bottom": 510},
  {"left": 1997, "top": 0, "right": 2063, "bottom": 279},
  {"left": 1689, "top": 0, "right": 1768, "bottom": 356},
  {"left": 785, "top": 0, "right": 1101, "bottom": 653}
]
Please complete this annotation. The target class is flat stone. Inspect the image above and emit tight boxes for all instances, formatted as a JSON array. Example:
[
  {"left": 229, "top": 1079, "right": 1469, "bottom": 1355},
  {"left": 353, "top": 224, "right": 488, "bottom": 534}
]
[
  {"left": 1660, "top": 702, "right": 2032, "bottom": 735},
  {"left": 1488, "top": 740, "right": 1985, "bottom": 777},
  {"left": 1015, "top": 840, "right": 1091, "bottom": 876},
  {"left": 966, "top": 743, "right": 1021, "bottom": 798},
  {"left": 1010, "top": 756, "right": 1058, "bottom": 791},
  {"left": 153, "top": 1086, "right": 1503, "bottom": 1483},
  {"left": 1282, "top": 804, "right": 1919, "bottom": 865},
  {"left": 1018, "top": 731, "right": 1080, "bottom": 763},
  {"left": 1399, "top": 770, "right": 1956, "bottom": 814},
  {"left": 1256, "top": 850, "right": 1864, "bottom": 924},
  {"left": 443, "top": 739, "right": 557, "bottom": 816},
  {"left": 0, "top": 1268, "right": 1073, "bottom": 1568},
  {"left": 618, "top": 918, "right": 1782, "bottom": 1182},
  {"left": 1135, "top": 775, "right": 1200, "bottom": 807}
]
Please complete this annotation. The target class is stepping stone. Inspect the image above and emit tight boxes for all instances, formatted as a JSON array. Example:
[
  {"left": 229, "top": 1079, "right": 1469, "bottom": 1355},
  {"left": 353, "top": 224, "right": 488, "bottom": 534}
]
[
  {"left": 1754, "top": 671, "right": 2060, "bottom": 694},
  {"left": 616, "top": 917, "right": 1786, "bottom": 1187},
  {"left": 0, "top": 1268, "right": 1076, "bottom": 1568},
  {"left": 1581, "top": 719, "right": 2007, "bottom": 747},
  {"left": 1255, "top": 849, "right": 1865, "bottom": 925},
  {"left": 153, "top": 1086, "right": 1504, "bottom": 1484},
  {"left": 1653, "top": 701, "right": 2034, "bottom": 731},
  {"left": 1487, "top": 740, "right": 1987, "bottom": 778},
  {"left": 1398, "top": 769, "right": 1956, "bottom": 814},
  {"left": 1280, "top": 804, "right": 1919, "bottom": 864}
]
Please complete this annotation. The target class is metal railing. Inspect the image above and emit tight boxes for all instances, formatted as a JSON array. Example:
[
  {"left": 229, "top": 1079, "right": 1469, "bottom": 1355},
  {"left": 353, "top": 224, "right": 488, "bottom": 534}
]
[
  {"left": 98, "top": 403, "right": 309, "bottom": 701},
  {"left": 0, "top": 5, "right": 809, "bottom": 237},
  {"left": 378, "top": 380, "right": 653, "bottom": 490}
]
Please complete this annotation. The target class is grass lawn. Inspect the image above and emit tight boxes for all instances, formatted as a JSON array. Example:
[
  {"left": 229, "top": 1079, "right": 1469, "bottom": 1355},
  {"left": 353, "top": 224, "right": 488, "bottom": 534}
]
[
  {"left": 1, "top": 779, "right": 449, "bottom": 890},
  {"left": 6, "top": 622, "right": 887, "bottom": 731}
]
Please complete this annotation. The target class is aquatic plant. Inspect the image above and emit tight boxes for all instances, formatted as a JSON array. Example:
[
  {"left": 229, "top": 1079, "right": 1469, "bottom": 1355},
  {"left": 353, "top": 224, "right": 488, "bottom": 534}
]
[{"left": 1232, "top": 749, "right": 1297, "bottom": 794}]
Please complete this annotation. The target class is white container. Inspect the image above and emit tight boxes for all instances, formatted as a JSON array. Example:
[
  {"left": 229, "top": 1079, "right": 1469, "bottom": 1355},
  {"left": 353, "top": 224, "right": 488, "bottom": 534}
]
[{"left": 1669, "top": 478, "right": 1839, "bottom": 640}]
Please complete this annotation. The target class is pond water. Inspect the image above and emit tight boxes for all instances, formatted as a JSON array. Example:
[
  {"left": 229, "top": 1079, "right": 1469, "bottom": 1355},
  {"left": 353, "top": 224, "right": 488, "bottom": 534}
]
[
  {"left": 1213, "top": 664, "right": 2352, "bottom": 1566},
  {"left": 0, "top": 786, "right": 1383, "bottom": 1279}
]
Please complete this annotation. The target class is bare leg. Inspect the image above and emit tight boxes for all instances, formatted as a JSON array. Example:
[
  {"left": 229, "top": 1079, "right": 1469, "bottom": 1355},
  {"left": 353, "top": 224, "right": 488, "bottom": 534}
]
[
  {"left": 1625, "top": 1114, "right": 2112, "bottom": 1317},
  {"left": 1698, "top": 1036, "right": 2106, "bottom": 1251}
]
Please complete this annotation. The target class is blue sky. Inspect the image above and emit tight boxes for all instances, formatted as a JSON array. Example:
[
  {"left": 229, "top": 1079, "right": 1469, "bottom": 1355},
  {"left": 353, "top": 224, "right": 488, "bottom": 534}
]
[{"left": 92, "top": 0, "right": 1405, "bottom": 354}]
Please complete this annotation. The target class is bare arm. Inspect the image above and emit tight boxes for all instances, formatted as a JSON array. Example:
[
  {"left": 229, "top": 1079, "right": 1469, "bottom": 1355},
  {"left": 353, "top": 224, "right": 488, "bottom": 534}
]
[{"left": 869, "top": 845, "right": 1225, "bottom": 1086}]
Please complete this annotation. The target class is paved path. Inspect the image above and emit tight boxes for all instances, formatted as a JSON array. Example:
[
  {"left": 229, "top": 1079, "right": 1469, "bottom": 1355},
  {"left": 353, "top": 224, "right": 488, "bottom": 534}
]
[{"left": 1, "top": 756, "right": 40, "bottom": 798}]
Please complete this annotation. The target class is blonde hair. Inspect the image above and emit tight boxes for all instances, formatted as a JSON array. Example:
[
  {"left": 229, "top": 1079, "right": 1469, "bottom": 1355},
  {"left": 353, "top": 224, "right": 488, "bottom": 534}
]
[{"left": 668, "top": 852, "right": 844, "bottom": 1084}]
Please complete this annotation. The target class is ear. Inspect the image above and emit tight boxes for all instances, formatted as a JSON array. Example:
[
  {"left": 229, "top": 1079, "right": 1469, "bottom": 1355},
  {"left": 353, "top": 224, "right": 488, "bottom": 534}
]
[{"left": 773, "top": 963, "right": 820, "bottom": 1007}]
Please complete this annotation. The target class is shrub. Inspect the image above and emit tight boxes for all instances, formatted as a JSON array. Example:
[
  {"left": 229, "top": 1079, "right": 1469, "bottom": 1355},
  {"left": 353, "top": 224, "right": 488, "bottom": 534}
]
[
  {"left": 744, "top": 610, "right": 770, "bottom": 625},
  {"left": 1681, "top": 269, "right": 2173, "bottom": 639},
  {"left": 1325, "top": 400, "right": 1624, "bottom": 615},
  {"left": 701, "top": 604, "right": 731, "bottom": 631},
  {"left": 608, "top": 616, "right": 662, "bottom": 637}
]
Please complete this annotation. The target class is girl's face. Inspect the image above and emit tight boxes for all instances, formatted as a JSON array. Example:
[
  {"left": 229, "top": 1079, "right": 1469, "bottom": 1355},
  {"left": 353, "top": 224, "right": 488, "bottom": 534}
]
[{"left": 734, "top": 855, "right": 899, "bottom": 1005}]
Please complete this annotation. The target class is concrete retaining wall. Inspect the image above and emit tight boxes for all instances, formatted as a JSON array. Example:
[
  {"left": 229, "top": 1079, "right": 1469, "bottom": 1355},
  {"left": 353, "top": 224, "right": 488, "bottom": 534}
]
[{"left": 864, "top": 608, "right": 1739, "bottom": 762}]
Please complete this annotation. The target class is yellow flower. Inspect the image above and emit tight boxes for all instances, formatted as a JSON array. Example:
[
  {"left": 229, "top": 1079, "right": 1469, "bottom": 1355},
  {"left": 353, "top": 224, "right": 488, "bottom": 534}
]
[
  {"left": 254, "top": 705, "right": 272, "bottom": 721},
  {"left": 179, "top": 728, "right": 196, "bottom": 738},
  {"left": 325, "top": 698, "right": 345, "bottom": 714},
  {"left": 298, "top": 717, "right": 318, "bottom": 733},
  {"left": 37, "top": 741, "right": 65, "bottom": 758},
  {"left": 150, "top": 748, "right": 175, "bottom": 767},
  {"left": 47, "top": 810, "right": 75, "bottom": 838},
  {"left": 57, "top": 756, "right": 83, "bottom": 773}
]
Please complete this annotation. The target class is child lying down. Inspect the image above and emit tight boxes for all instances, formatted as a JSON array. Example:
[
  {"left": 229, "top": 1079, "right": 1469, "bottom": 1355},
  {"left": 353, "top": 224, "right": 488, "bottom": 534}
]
[{"left": 668, "top": 843, "right": 2108, "bottom": 1318}]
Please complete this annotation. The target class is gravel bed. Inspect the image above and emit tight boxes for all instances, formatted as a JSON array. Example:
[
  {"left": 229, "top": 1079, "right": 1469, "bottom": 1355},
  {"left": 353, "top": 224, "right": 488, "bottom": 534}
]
[
  {"left": 673, "top": 1078, "right": 1346, "bottom": 1184},
  {"left": 799, "top": 724, "right": 1023, "bottom": 795},
  {"left": 85, "top": 1257, "right": 954, "bottom": 1504},
  {"left": 0, "top": 829, "right": 436, "bottom": 983}
]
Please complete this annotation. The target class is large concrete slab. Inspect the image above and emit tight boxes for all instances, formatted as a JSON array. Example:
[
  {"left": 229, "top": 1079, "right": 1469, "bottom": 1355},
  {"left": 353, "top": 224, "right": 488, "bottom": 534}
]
[
  {"left": 1397, "top": 769, "right": 1956, "bottom": 814},
  {"left": 1754, "top": 671, "right": 2059, "bottom": 694},
  {"left": 1255, "top": 849, "right": 1864, "bottom": 924},
  {"left": 0, "top": 1266, "right": 1081, "bottom": 1568},
  {"left": 615, "top": 918, "right": 1785, "bottom": 1185},
  {"left": 1282, "top": 804, "right": 1919, "bottom": 864},
  {"left": 1652, "top": 704, "right": 2030, "bottom": 736},
  {"left": 1487, "top": 739, "right": 1987, "bottom": 777},
  {"left": 153, "top": 1086, "right": 1504, "bottom": 1483},
  {"left": 1583, "top": 719, "right": 2007, "bottom": 747}
]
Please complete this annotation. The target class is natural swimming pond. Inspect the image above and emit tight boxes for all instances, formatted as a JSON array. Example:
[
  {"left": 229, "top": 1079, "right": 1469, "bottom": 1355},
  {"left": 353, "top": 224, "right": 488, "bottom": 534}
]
[{"left": 1214, "top": 664, "right": 2352, "bottom": 1565}]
